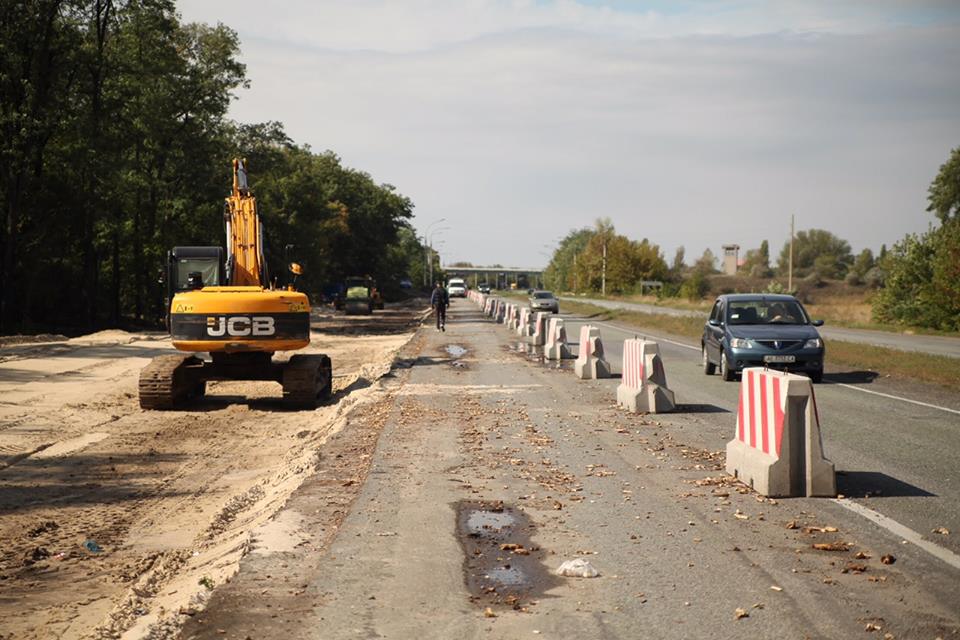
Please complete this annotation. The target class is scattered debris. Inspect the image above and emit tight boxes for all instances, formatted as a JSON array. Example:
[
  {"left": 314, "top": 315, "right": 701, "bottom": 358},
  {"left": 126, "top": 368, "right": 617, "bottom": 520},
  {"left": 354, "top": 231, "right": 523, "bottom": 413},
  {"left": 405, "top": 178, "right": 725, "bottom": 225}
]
[
  {"left": 734, "top": 607, "right": 749, "bottom": 620},
  {"left": 812, "top": 542, "right": 850, "bottom": 552},
  {"left": 556, "top": 559, "right": 599, "bottom": 578},
  {"left": 880, "top": 554, "right": 896, "bottom": 565},
  {"left": 932, "top": 527, "right": 950, "bottom": 536},
  {"left": 83, "top": 540, "right": 103, "bottom": 554}
]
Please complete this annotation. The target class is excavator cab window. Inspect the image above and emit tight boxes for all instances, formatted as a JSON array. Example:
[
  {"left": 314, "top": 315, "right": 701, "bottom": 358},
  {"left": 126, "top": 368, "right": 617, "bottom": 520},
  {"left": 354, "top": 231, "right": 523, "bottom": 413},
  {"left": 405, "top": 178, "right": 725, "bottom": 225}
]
[{"left": 167, "top": 247, "right": 225, "bottom": 297}]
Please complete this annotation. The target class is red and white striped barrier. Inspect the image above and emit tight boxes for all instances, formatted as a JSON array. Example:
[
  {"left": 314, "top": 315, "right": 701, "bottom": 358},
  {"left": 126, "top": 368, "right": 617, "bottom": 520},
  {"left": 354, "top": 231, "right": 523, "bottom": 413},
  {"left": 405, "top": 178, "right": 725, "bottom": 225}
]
[
  {"left": 517, "top": 307, "right": 532, "bottom": 337},
  {"left": 532, "top": 312, "right": 549, "bottom": 346},
  {"left": 574, "top": 325, "right": 610, "bottom": 379},
  {"left": 616, "top": 339, "right": 675, "bottom": 413},
  {"left": 507, "top": 304, "right": 520, "bottom": 331},
  {"left": 495, "top": 300, "right": 506, "bottom": 323},
  {"left": 726, "top": 368, "right": 835, "bottom": 497},
  {"left": 545, "top": 317, "right": 571, "bottom": 360}
]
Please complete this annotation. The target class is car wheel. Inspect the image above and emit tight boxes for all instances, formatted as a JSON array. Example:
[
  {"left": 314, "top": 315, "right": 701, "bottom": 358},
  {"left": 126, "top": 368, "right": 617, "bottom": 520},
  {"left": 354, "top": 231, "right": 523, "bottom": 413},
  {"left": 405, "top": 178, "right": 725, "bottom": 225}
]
[
  {"left": 810, "top": 369, "right": 823, "bottom": 384},
  {"left": 702, "top": 346, "right": 716, "bottom": 375},
  {"left": 720, "top": 351, "right": 735, "bottom": 381}
]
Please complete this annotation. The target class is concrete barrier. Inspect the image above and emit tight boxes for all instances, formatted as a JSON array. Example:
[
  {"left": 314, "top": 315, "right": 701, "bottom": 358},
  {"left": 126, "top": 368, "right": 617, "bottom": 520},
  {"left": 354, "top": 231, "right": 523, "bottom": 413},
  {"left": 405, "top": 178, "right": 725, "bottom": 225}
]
[
  {"left": 616, "top": 339, "right": 676, "bottom": 413},
  {"left": 495, "top": 301, "right": 506, "bottom": 324},
  {"left": 544, "top": 317, "right": 571, "bottom": 360},
  {"left": 517, "top": 307, "right": 530, "bottom": 337},
  {"left": 726, "top": 368, "right": 836, "bottom": 498},
  {"left": 532, "top": 312, "right": 548, "bottom": 346},
  {"left": 574, "top": 325, "right": 610, "bottom": 379},
  {"left": 508, "top": 304, "right": 519, "bottom": 331}
]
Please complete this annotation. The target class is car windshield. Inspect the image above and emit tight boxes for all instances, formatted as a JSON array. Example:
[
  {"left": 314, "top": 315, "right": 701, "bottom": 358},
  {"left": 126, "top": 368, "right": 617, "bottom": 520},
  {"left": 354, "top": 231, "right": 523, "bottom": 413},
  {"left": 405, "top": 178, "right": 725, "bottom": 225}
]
[
  {"left": 534, "top": 292, "right": 554, "bottom": 299},
  {"left": 727, "top": 300, "right": 807, "bottom": 325}
]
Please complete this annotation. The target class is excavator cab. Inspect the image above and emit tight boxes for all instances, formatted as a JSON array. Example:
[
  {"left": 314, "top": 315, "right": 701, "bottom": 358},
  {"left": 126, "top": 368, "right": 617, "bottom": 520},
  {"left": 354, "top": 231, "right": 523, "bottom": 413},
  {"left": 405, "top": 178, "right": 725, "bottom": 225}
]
[{"left": 166, "top": 246, "right": 224, "bottom": 295}]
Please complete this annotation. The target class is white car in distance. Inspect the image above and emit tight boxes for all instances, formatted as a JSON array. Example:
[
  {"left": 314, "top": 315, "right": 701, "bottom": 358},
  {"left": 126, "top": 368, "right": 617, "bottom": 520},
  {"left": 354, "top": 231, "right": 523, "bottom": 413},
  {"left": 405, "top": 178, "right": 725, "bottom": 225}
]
[{"left": 447, "top": 278, "right": 467, "bottom": 298}]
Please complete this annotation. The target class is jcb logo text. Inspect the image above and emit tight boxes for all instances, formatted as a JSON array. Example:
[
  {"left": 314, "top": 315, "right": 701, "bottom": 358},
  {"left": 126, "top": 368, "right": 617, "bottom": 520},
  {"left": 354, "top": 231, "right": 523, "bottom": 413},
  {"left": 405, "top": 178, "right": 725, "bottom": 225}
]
[{"left": 206, "top": 316, "right": 275, "bottom": 337}]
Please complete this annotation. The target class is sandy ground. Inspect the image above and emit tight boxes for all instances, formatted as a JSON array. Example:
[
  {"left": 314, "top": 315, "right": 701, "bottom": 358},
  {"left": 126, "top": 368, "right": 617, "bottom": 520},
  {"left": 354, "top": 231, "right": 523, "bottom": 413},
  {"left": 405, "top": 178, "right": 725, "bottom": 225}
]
[{"left": 0, "top": 306, "right": 425, "bottom": 639}]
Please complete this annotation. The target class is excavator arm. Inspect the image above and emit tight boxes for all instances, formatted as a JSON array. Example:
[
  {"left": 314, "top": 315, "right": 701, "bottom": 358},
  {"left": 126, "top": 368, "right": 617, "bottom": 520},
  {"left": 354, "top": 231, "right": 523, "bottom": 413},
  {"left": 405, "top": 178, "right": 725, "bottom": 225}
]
[{"left": 225, "top": 158, "right": 267, "bottom": 287}]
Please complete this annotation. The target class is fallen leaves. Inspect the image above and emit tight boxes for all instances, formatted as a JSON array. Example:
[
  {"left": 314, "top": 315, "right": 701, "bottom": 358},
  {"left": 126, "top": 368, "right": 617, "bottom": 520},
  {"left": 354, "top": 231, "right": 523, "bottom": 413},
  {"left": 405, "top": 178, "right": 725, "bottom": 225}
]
[
  {"left": 734, "top": 607, "right": 749, "bottom": 620},
  {"left": 932, "top": 527, "right": 950, "bottom": 535},
  {"left": 803, "top": 526, "right": 839, "bottom": 534},
  {"left": 812, "top": 542, "right": 851, "bottom": 552},
  {"left": 880, "top": 554, "right": 896, "bottom": 565}
]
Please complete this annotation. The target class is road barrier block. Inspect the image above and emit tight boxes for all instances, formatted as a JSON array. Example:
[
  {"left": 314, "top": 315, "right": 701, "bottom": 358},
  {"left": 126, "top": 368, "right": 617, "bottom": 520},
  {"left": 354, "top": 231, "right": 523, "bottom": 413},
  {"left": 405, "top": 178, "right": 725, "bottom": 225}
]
[
  {"left": 545, "top": 317, "right": 571, "bottom": 360},
  {"left": 517, "top": 308, "right": 531, "bottom": 337},
  {"left": 574, "top": 325, "right": 610, "bottom": 379},
  {"left": 616, "top": 339, "right": 676, "bottom": 413},
  {"left": 726, "top": 368, "right": 835, "bottom": 497},
  {"left": 503, "top": 303, "right": 519, "bottom": 331},
  {"left": 532, "top": 312, "right": 548, "bottom": 346},
  {"left": 484, "top": 299, "right": 494, "bottom": 317},
  {"left": 495, "top": 301, "right": 506, "bottom": 323}
]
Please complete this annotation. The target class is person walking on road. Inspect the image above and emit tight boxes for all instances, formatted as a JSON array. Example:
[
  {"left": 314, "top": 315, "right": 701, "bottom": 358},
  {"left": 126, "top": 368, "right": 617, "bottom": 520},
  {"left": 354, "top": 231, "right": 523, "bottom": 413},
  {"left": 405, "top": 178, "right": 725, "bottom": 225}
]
[{"left": 431, "top": 281, "right": 449, "bottom": 331}]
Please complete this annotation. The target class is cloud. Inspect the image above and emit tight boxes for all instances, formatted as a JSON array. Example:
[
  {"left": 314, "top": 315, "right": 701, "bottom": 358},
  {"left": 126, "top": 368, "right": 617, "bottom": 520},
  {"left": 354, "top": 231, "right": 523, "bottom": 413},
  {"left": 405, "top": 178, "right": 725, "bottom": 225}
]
[{"left": 178, "top": 1, "right": 960, "bottom": 266}]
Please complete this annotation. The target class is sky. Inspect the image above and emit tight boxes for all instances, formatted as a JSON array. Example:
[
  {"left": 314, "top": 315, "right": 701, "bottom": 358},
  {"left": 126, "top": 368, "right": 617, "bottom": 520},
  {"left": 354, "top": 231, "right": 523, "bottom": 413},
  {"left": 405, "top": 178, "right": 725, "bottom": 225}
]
[{"left": 177, "top": 0, "right": 960, "bottom": 269}]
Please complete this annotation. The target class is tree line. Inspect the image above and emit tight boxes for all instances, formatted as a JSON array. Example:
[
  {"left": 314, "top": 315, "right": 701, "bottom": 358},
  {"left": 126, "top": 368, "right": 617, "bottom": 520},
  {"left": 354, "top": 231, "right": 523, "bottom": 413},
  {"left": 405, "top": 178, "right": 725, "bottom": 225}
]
[
  {"left": 0, "top": 1, "right": 423, "bottom": 333},
  {"left": 544, "top": 146, "right": 960, "bottom": 332}
]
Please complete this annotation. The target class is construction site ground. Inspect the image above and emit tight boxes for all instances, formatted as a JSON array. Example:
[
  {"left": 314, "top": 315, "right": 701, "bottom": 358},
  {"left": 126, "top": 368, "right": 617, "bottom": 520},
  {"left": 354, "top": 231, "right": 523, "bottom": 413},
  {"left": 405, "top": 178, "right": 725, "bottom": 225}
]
[
  {"left": 0, "top": 303, "right": 426, "bottom": 639},
  {"left": 2, "top": 298, "right": 959, "bottom": 640}
]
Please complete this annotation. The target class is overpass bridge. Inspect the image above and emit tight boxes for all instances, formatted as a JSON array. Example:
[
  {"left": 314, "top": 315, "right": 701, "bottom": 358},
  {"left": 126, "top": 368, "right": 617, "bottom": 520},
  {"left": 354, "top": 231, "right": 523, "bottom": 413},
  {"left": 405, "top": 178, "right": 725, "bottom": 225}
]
[{"left": 442, "top": 266, "right": 545, "bottom": 290}]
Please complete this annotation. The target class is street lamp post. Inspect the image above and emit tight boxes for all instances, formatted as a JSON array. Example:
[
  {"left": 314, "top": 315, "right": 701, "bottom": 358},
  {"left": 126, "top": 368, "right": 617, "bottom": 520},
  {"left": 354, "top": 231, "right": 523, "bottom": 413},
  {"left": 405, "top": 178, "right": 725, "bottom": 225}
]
[
  {"left": 428, "top": 228, "right": 450, "bottom": 287},
  {"left": 422, "top": 218, "right": 447, "bottom": 287}
]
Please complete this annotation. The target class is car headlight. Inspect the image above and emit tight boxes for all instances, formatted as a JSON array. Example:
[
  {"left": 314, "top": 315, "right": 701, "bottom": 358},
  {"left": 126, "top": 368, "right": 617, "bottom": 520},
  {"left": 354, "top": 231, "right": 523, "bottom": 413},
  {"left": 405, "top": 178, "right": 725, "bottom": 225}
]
[
  {"left": 729, "top": 338, "right": 752, "bottom": 349},
  {"left": 804, "top": 338, "right": 823, "bottom": 349}
]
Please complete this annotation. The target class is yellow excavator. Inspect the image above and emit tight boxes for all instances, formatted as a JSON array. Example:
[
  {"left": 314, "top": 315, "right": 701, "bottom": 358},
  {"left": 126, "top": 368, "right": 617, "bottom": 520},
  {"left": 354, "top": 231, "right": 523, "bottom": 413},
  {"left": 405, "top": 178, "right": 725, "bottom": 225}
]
[{"left": 139, "top": 159, "right": 332, "bottom": 409}]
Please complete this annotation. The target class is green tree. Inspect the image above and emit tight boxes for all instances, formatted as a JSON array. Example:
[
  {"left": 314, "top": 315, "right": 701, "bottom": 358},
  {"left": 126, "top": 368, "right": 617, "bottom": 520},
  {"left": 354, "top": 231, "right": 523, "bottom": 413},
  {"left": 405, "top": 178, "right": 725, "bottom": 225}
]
[
  {"left": 873, "top": 147, "right": 960, "bottom": 330},
  {"left": 741, "top": 239, "right": 772, "bottom": 278},
  {"left": 927, "top": 146, "right": 960, "bottom": 223},
  {"left": 777, "top": 229, "right": 853, "bottom": 278},
  {"left": 693, "top": 248, "right": 717, "bottom": 274}
]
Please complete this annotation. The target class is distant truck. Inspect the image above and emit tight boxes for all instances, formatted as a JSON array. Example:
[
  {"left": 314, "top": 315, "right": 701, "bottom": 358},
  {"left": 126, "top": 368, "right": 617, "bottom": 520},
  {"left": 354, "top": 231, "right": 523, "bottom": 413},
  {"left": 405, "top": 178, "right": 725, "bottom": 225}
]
[
  {"left": 447, "top": 278, "right": 467, "bottom": 298},
  {"left": 341, "top": 276, "right": 384, "bottom": 315}
]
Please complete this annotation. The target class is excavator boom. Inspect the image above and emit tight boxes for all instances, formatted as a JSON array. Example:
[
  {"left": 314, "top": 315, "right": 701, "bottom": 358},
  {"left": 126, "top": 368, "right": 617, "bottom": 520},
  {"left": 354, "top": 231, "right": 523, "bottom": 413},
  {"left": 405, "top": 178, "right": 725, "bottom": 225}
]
[{"left": 225, "top": 159, "right": 266, "bottom": 287}]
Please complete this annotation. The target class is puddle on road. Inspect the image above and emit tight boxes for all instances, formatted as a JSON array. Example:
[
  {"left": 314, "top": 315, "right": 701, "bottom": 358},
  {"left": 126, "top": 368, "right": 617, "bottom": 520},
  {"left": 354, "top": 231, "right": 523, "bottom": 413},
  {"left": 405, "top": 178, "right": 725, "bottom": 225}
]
[
  {"left": 445, "top": 344, "right": 468, "bottom": 358},
  {"left": 456, "top": 500, "right": 559, "bottom": 610}
]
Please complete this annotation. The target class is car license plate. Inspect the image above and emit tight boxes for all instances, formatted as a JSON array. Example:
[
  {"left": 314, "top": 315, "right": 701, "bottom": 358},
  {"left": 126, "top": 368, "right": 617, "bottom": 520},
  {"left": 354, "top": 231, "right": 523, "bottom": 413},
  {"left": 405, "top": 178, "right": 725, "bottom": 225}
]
[{"left": 763, "top": 355, "right": 796, "bottom": 363}]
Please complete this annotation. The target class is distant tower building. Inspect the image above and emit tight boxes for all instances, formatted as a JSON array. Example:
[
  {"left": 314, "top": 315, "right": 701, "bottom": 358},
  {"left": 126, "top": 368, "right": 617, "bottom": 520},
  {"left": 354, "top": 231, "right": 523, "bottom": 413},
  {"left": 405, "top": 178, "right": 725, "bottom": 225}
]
[{"left": 722, "top": 244, "right": 740, "bottom": 275}]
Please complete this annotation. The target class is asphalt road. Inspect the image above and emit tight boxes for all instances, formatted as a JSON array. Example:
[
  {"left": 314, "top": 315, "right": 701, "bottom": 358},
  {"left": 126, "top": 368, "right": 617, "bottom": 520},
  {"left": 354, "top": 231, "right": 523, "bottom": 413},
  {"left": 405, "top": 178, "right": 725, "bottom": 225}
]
[
  {"left": 185, "top": 298, "right": 960, "bottom": 640},
  {"left": 558, "top": 295, "right": 960, "bottom": 359},
  {"left": 555, "top": 313, "right": 960, "bottom": 560}
]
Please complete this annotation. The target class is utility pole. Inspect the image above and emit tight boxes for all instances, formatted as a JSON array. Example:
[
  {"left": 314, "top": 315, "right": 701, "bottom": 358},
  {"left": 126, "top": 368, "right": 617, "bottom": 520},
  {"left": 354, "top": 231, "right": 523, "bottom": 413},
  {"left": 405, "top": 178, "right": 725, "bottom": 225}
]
[
  {"left": 601, "top": 240, "right": 607, "bottom": 296},
  {"left": 788, "top": 214, "right": 795, "bottom": 292},
  {"left": 573, "top": 253, "right": 579, "bottom": 292}
]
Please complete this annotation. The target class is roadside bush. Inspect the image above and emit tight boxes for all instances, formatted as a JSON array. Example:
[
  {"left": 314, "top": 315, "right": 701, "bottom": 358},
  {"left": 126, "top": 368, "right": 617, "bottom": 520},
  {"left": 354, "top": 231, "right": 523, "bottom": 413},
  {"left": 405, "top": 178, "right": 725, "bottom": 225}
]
[
  {"left": 872, "top": 220, "right": 960, "bottom": 331},
  {"left": 679, "top": 272, "right": 709, "bottom": 301},
  {"left": 844, "top": 271, "right": 862, "bottom": 285}
]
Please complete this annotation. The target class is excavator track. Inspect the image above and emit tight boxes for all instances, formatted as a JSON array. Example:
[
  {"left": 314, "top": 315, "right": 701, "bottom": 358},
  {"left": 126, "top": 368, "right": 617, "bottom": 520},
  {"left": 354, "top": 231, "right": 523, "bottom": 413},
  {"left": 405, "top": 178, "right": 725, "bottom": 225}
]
[
  {"left": 282, "top": 354, "right": 333, "bottom": 409},
  {"left": 139, "top": 354, "right": 204, "bottom": 410}
]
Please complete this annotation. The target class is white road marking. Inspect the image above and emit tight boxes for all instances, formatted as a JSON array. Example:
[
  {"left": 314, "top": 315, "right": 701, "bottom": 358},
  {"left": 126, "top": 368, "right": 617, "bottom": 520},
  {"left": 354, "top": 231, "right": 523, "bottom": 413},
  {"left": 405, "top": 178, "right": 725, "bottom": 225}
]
[
  {"left": 834, "top": 498, "right": 960, "bottom": 571},
  {"left": 832, "top": 383, "right": 960, "bottom": 416},
  {"left": 576, "top": 319, "right": 700, "bottom": 352}
]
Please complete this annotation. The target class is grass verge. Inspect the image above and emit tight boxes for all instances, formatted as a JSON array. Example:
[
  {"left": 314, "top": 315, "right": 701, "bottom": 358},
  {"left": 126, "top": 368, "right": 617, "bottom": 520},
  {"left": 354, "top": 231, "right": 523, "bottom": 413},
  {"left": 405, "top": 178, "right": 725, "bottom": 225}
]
[{"left": 553, "top": 298, "right": 960, "bottom": 393}]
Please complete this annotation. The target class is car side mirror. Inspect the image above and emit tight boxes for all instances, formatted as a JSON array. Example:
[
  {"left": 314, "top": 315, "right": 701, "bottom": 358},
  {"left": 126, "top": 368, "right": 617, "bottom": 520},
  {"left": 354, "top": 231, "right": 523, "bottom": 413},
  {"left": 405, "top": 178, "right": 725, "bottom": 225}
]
[
  {"left": 708, "top": 318, "right": 721, "bottom": 327},
  {"left": 812, "top": 319, "right": 824, "bottom": 326}
]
